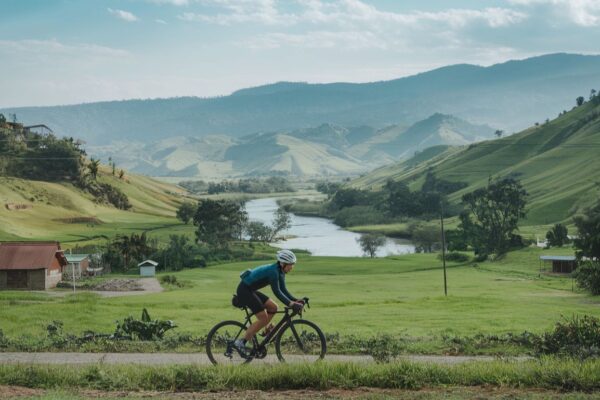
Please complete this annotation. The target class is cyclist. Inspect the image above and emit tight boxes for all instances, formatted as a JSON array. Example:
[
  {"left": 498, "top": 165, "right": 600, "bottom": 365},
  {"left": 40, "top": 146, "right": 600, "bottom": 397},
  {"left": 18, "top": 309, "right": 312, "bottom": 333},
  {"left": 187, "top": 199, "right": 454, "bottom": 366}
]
[{"left": 233, "top": 249, "right": 304, "bottom": 356}]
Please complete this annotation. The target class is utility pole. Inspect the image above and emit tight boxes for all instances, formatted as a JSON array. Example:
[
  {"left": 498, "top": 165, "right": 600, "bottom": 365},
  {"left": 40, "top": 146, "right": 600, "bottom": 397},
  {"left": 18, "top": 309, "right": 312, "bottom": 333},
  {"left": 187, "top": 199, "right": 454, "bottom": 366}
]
[{"left": 440, "top": 200, "right": 448, "bottom": 296}]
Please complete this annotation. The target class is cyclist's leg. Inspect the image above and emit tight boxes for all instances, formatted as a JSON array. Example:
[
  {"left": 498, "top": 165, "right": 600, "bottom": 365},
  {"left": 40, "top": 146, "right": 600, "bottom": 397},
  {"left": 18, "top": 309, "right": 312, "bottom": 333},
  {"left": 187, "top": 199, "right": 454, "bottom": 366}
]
[
  {"left": 245, "top": 309, "right": 268, "bottom": 341},
  {"left": 236, "top": 285, "right": 270, "bottom": 341},
  {"left": 264, "top": 297, "right": 277, "bottom": 318}
]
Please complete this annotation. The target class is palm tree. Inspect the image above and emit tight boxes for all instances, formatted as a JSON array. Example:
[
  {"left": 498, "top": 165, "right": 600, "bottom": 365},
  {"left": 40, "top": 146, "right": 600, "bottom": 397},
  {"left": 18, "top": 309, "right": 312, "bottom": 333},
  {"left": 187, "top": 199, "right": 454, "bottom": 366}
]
[{"left": 87, "top": 158, "right": 100, "bottom": 180}]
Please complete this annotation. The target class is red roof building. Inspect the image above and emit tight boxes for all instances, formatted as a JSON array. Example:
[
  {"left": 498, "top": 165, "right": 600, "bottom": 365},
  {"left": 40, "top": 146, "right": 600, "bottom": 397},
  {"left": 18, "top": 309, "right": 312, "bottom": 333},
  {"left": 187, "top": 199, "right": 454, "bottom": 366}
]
[{"left": 0, "top": 242, "right": 67, "bottom": 290}]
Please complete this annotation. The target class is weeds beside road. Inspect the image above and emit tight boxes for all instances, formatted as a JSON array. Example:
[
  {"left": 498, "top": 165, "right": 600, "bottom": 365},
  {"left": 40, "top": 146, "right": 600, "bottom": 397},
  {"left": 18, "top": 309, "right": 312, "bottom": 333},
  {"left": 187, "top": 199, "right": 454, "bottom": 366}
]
[{"left": 0, "top": 357, "right": 599, "bottom": 392}]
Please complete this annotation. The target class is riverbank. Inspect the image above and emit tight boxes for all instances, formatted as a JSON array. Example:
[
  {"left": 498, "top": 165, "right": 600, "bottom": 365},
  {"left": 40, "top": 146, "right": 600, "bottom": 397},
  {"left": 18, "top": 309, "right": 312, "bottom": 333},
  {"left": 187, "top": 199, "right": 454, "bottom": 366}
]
[{"left": 246, "top": 198, "right": 415, "bottom": 256}]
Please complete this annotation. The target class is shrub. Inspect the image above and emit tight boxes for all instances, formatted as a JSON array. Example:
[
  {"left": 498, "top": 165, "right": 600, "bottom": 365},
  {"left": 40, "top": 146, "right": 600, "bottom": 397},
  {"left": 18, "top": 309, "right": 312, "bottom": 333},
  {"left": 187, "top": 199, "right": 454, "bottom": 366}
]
[
  {"left": 534, "top": 315, "right": 600, "bottom": 358},
  {"left": 574, "top": 261, "right": 600, "bottom": 295},
  {"left": 438, "top": 251, "right": 470, "bottom": 263},
  {"left": 364, "top": 334, "right": 403, "bottom": 363},
  {"left": 115, "top": 309, "right": 177, "bottom": 340},
  {"left": 333, "top": 206, "right": 387, "bottom": 227}
]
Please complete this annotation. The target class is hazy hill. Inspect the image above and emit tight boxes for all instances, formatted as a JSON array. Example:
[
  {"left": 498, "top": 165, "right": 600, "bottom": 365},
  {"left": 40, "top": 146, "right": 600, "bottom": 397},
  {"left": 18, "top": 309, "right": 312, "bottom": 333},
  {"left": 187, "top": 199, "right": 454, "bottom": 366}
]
[
  {"left": 370, "top": 113, "right": 495, "bottom": 159},
  {"left": 352, "top": 98, "right": 600, "bottom": 225},
  {"left": 2, "top": 53, "right": 600, "bottom": 144},
  {"left": 88, "top": 115, "right": 492, "bottom": 178}
]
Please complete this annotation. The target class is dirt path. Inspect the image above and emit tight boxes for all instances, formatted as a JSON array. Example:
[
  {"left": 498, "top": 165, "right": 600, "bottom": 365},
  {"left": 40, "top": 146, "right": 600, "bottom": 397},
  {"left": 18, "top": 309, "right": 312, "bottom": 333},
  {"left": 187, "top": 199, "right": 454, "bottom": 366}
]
[
  {"left": 42, "top": 278, "right": 164, "bottom": 298},
  {"left": 0, "top": 352, "right": 531, "bottom": 365}
]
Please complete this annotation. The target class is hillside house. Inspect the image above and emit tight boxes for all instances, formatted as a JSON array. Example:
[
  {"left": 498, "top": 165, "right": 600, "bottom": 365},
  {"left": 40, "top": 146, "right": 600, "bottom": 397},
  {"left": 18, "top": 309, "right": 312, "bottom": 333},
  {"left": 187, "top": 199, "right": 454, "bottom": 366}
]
[{"left": 0, "top": 242, "right": 67, "bottom": 290}]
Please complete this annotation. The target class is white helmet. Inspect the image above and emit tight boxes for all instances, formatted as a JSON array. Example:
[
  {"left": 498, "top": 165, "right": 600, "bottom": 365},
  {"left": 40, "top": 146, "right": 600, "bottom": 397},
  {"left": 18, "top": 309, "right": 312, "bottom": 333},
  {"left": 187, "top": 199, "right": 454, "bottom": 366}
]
[{"left": 277, "top": 249, "right": 297, "bottom": 264}]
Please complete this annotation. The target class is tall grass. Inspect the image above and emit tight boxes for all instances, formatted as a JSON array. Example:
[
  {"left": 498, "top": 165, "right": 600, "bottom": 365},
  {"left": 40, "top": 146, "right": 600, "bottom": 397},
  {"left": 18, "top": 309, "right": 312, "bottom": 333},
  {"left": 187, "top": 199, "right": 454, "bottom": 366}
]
[{"left": 1, "top": 358, "right": 599, "bottom": 392}]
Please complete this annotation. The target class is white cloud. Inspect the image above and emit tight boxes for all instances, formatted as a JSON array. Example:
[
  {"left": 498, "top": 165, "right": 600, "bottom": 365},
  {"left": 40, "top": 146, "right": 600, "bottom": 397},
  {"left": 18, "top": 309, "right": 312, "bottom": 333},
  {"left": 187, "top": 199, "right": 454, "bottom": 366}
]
[
  {"left": 155, "top": 19, "right": 168, "bottom": 24},
  {"left": 179, "top": 0, "right": 297, "bottom": 25},
  {"left": 107, "top": 8, "right": 139, "bottom": 22},
  {"left": 508, "top": 0, "right": 600, "bottom": 26},
  {"left": 179, "top": 0, "right": 526, "bottom": 28}
]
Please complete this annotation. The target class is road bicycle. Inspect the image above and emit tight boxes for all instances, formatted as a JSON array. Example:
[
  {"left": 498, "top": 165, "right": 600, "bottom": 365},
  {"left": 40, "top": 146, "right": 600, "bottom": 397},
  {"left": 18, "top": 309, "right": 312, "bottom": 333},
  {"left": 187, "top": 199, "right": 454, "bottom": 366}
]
[{"left": 206, "top": 296, "right": 326, "bottom": 365}]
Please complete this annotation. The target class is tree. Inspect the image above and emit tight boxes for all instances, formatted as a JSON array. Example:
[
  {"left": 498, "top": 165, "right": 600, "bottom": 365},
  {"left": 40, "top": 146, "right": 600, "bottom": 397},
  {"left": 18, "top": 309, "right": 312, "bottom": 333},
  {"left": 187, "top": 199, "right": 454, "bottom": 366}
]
[
  {"left": 410, "top": 224, "right": 440, "bottom": 253},
  {"left": 0, "top": 113, "right": 5, "bottom": 125},
  {"left": 108, "top": 156, "right": 116, "bottom": 176},
  {"left": 459, "top": 178, "right": 528, "bottom": 257},
  {"left": 576, "top": 96, "right": 585, "bottom": 106},
  {"left": 87, "top": 158, "right": 100, "bottom": 180},
  {"left": 574, "top": 262, "right": 600, "bottom": 295},
  {"left": 159, "top": 235, "right": 195, "bottom": 271},
  {"left": 590, "top": 89, "right": 597, "bottom": 100},
  {"left": 494, "top": 130, "right": 503, "bottom": 138},
  {"left": 245, "top": 221, "right": 273, "bottom": 243},
  {"left": 382, "top": 179, "right": 414, "bottom": 217},
  {"left": 573, "top": 200, "right": 600, "bottom": 260},
  {"left": 545, "top": 223, "right": 570, "bottom": 248},
  {"left": 193, "top": 199, "right": 247, "bottom": 248},
  {"left": 357, "top": 234, "right": 386, "bottom": 258},
  {"left": 269, "top": 207, "right": 291, "bottom": 241},
  {"left": 176, "top": 202, "right": 196, "bottom": 224},
  {"left": 118, "top": 169, "right": 125, "bottom": 179}
]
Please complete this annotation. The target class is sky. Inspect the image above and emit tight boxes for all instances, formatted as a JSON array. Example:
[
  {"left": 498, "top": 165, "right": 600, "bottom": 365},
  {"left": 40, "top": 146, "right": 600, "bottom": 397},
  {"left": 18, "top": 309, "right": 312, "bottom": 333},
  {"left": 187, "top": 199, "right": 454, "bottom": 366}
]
[{"left": 1, "top": 0, "right": 600, "bottom": 108}]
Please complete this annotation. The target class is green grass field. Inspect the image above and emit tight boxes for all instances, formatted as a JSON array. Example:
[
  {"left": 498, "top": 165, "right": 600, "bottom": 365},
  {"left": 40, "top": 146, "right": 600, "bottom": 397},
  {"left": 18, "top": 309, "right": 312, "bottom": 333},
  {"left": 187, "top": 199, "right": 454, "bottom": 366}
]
[{"left": 0, "top": 247, "right": 597, "bottom": 341}]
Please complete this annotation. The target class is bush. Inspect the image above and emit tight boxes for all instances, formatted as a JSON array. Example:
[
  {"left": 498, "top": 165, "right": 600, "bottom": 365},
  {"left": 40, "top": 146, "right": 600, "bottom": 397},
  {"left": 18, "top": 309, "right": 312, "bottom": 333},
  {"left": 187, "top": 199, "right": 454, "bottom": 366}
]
[
  {"left": 363, "top": 334, "right": 403, "bottom": 363},
  {"left": 574, "top": 261, "right": 600, "bottom": 295},
  {"left": 438, "top": 252, "right": 470, "bottom": 262},
  {"left": 534, "top": 315, "right": 600, "bottom": 358},
  {"left": 333, "top": 206, "right": 387, "bottom": 227},
  {"left": 115, "top": 309, "right": 177, "bottom": 340}
]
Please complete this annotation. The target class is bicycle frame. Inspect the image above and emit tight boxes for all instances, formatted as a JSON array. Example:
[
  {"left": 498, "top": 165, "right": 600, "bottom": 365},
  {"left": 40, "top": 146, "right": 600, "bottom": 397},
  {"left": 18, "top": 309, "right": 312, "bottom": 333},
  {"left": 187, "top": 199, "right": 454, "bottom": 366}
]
[{"left": 239, "top": 306, "right": 300, "bottom": 351}]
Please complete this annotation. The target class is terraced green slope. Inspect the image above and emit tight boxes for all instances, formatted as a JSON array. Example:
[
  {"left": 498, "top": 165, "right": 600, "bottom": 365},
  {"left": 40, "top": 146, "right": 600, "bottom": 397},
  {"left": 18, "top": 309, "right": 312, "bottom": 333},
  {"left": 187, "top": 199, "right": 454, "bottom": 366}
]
[
  {"left": 353, "top": 100, "right": 600, "bottom": 226},
  {"left": 0, "top": 166, "right": 187, "bottom": 244}
]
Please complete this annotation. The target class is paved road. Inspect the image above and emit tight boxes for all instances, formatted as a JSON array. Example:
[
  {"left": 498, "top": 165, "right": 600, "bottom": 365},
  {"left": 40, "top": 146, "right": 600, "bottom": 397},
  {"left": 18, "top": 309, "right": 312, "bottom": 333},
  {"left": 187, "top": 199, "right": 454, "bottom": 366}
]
[{"left": 0, "top": 353, "right": 531, "bottom": 365}]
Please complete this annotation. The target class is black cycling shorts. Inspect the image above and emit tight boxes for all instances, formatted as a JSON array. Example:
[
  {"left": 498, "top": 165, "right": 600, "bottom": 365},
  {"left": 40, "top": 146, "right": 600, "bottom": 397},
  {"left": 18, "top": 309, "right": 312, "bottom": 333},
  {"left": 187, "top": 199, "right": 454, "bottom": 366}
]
[{"left": 236, "top": 282, "right": 269, "bottom": 314}]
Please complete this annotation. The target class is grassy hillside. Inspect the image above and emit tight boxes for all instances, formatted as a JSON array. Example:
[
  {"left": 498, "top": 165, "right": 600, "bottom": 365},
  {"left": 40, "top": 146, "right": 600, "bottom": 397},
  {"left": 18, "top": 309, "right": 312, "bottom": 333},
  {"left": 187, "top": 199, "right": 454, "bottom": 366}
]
[
  {"left": 353, "top": 98, "right": 600, "bottom": 226},
  {"left": 0, "top": 166, "right": 188, "bottom": 244}
]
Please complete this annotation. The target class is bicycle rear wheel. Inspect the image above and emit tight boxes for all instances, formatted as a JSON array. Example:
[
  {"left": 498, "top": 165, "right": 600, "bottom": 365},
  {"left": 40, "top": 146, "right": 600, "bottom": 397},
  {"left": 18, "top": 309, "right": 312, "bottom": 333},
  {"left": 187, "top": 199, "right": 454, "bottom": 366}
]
[
  {"left": 274, "top": 319, "right": 326, "bottom": 363},
  {"left": 206, "top": 320, "right": 254, "bottom": 365}
]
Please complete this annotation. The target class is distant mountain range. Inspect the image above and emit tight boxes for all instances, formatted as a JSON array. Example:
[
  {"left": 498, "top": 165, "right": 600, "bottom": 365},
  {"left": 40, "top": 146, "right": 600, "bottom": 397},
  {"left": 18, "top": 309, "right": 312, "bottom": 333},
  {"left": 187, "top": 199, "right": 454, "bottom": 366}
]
[
  {"left": 2, "top": 53, "right": 600, "bottom": 147},
  {"left": 89, "top": 114, "right": 495, "bottom": 178}
]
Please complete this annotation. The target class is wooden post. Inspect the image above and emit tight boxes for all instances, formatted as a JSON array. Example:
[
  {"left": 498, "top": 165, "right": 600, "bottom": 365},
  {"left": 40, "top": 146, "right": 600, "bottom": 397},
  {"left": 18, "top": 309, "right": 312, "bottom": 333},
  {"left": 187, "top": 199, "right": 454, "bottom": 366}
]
[{"left": 440, "top": 201, "right": 448, "bottom": 296}]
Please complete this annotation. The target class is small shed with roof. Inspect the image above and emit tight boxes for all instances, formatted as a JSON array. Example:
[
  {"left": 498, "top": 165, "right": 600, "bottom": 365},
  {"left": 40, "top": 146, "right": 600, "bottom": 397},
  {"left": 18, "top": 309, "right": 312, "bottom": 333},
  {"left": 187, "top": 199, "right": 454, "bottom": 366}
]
[
  {"left": 0, "top": 242, "right": 67, "bottom": 289},
  {"left": 539, "top": 255, "right": 578, "bottom": 274},
  {"left": 138, "top": 260, "right": 158, "bottom": 277},
  {"left": 64, "top": 254, "right": 90, "bottom": 280}
]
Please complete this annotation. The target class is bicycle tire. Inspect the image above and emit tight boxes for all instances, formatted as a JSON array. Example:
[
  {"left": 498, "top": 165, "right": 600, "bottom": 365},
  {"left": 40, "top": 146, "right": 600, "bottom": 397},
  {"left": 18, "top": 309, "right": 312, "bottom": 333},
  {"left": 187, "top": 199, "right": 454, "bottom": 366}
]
[
  {"left": 274, "top": 319, "right": 326, "bottom": 363},
  {"left": 206, "top": 320, "right": 254, "bottom": 365}
]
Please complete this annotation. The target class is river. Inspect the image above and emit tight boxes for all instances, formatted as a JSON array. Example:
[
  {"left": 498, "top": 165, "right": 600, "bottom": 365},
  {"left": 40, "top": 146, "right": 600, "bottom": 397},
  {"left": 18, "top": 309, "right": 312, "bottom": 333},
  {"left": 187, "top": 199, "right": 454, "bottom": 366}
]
[{"left": 245, "top": 198, "right": 415, "bottom": 257}]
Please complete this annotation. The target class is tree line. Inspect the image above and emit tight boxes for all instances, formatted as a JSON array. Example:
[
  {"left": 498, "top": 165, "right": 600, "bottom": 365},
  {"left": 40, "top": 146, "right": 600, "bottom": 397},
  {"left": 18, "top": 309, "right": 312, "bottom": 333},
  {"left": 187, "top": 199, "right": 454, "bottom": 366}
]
[{"left": 179, "top": 177, "right": 294, "bottom": 195}]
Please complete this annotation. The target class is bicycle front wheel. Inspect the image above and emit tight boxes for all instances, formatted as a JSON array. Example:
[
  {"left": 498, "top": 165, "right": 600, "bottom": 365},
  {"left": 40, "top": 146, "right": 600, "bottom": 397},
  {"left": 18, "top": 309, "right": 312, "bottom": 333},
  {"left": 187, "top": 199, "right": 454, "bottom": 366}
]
[
  {"left": 206, "top": 320, "right": 254, "bottom": 365},
  {"left": 275, "top": 319, "right": 326, "bottom": 363}
]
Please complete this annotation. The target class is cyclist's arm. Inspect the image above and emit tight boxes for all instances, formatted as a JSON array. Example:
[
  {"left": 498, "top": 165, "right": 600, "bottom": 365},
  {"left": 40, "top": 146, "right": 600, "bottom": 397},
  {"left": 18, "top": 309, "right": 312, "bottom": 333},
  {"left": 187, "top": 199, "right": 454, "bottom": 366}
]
[
  {"left": 279, "top": 273, "right": 297, "bottom": 303},
  {"left": 270, "top": 275, "right": 293, "bottom": 305}
]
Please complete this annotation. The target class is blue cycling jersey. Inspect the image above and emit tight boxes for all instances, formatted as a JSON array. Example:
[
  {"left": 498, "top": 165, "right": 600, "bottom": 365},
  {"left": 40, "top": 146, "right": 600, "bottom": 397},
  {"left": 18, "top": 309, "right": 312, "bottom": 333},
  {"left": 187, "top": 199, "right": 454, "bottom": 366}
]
[{"left": 241, "top": 262, "right": 297, "bottom": 305}]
